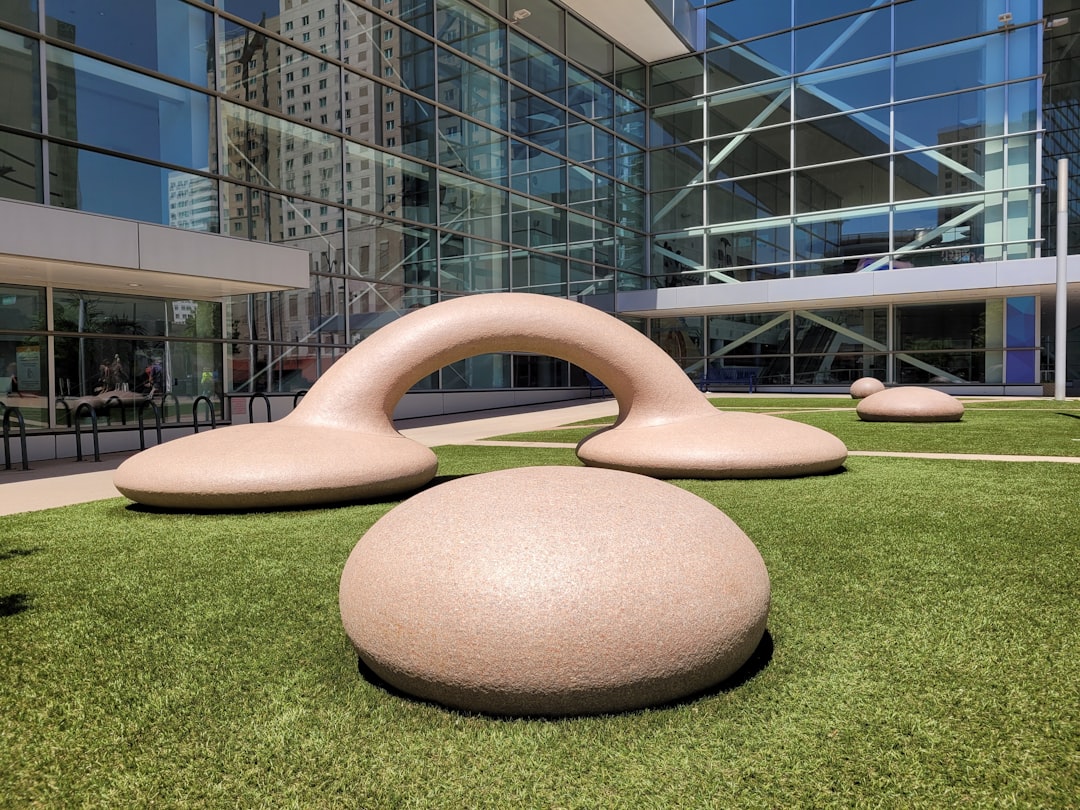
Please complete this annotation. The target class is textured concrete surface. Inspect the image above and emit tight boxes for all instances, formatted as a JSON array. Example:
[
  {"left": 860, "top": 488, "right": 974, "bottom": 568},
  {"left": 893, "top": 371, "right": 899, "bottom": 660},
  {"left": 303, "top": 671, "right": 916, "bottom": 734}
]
[
  {"left": 849, "top": 377, "right": 886, "bottom": 399},
  {"left": 115, "top": 293, "right": 847, "bottom": 509},
  {"left": 339, "top": 466, "right": 771, "bottom": 716},
  {"left": 856, "top": 386, "right": 965, "bottom": 422}
]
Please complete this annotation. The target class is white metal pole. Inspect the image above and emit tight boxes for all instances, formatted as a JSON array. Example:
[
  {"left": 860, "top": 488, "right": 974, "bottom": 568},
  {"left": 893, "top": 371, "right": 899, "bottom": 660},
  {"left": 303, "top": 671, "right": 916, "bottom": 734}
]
[{"left": 1055, "top": 158, "right": 1068, "bottom": 400}]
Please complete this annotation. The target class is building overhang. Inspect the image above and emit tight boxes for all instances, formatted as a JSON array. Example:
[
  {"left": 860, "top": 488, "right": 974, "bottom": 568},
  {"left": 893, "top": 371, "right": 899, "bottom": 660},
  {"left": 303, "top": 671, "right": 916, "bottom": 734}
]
[
  {"left": 586, "top": 257, "right": 1080, "bottom": 318},
  {"left": 0, "top": 199, "right": 309, "bottom": 301},
  {"left": 558, "top": 0, "right": 695, "bottom": 62}
]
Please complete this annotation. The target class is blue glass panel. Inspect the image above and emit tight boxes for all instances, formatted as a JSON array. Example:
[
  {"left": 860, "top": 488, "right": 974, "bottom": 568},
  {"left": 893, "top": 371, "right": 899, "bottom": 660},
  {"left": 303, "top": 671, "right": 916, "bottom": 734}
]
[
  {"left": 705, "top": 0, "right": 791, "bottom": 46},
  {"left": 895, "top": 36, "right": 1006, "bottom": 101},
  {"left": 1005, "top": 350, "right": 1036, "bottom": 383},
  {"left": 49, "top": 0, "right": 213, "bottom": 87},
  {"left": 1006, "top": 22, "right": 1040, "bottom": 82},
  {"left": 794, "top": 1, "right": 880, "bottom": 26},
  {"left": 794, "top": 9, "right": 890, "bottom": 73},
  {"left": 708, "top": 32, "right": 791, "bottom": 92},
  {"left": 895, "top": 0, "right": 1005, "bottom": 51},
  {"left": 1005, "top": 296, "right": 1036, "bottom": 347},
  {"left": 893, "top": 87, "right": 1006, "bottom": 148},
  {"left": 50, "top": 143, "right": 218, "bottom": 230},
  {"left": 795, "top": 58, "right": 890, "bottom": 119},
  {"left": 46, "top": 46, "right": 212, "bottom": 172}
]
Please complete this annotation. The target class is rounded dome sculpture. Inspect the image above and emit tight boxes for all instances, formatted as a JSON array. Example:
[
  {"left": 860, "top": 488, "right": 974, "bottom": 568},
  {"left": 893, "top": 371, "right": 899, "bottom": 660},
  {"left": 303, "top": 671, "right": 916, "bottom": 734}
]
[
  {"left": 856, "top": 386, "right": 964, "bottom": 422},
  {"left": 849, "top": 376, "right": 885, "bottom": 399},
  {"left": 339, "top": 466, "right": 771, "bottom": 717}
]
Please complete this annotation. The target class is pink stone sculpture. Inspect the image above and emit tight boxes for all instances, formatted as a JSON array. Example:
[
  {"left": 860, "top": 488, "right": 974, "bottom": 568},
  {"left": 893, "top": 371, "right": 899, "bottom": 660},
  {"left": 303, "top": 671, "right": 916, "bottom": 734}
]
[
  {"left": 849, "top": 376, "right": 885, "bottom": 399},
  {"left": 339, "top": 466, "right": 771, "bottom": 716},
  {"left": 856, "top": 386, "right": 964, "bottom": 422},
  {"left": 114, "top": 293, "right": 847, "bottom": 509}
]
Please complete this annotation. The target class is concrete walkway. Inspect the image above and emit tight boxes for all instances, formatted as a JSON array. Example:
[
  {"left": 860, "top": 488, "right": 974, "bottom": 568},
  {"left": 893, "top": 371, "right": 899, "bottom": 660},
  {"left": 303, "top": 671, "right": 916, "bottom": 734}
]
[
  {"left": 3, "top": 396, "right": 1078, "bottom": 516},
  {"left": 0, "top": 399, "right": 620, "bottom": 516}
]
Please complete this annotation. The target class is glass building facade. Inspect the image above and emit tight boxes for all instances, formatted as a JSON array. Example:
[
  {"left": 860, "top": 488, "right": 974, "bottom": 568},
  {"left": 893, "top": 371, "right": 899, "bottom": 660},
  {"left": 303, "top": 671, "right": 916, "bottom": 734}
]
[{"left": 0, "top": 0, "right": 1077, "bottom": 445}]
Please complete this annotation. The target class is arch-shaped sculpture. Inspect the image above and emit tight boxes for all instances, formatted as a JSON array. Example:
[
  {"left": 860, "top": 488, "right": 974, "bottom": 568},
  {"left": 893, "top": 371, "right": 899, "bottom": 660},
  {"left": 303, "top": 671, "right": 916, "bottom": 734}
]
[{"left": 114, "top": 294, "right": 847, "bottom": 508}]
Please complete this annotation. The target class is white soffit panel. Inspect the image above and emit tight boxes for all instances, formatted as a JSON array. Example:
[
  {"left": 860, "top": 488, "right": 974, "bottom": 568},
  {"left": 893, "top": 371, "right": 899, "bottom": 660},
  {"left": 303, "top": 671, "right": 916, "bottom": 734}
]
[
  {"left": 0, "top": 199, "right": 308, "bottom": 299},
  {"left": 558, "top": 0, "right": 691, "bottom": 62}
]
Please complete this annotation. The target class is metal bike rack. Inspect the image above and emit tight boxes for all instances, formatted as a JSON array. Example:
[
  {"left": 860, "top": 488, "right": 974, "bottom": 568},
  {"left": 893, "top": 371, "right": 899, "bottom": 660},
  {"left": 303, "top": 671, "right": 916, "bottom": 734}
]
[
  {"left": 160, "top": 391, "right": 181, "bottom": 423},
  {"left": 2, "top": 406, "right": 29, "bottom": 471},
  {"left": 247, "top": 391, "right": 272, "bottom": 423},
  {"left": 103, "top": 395, "right": 127, "bottom": 426},
  {"left": 192, "top": 396, "right": 217, "bottom": 433},
  {"left": 55, "top": 398, "right": 73, "bottom": 427},
  {"left": 136, "top": 399, "right": 163, "bottom": 450},
  {"left": 73, "top": 402, "right": 101, "bottom": 462}
]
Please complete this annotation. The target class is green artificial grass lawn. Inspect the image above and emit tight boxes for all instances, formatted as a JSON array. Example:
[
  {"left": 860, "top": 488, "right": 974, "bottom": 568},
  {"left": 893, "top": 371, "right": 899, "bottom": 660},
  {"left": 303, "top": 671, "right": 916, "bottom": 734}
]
[
  {"left": 2, "top": 444, "right": 1079, "bottom": 807},
  {"left": 490, "top": 398, "right": 1080, "bottom": 456}
]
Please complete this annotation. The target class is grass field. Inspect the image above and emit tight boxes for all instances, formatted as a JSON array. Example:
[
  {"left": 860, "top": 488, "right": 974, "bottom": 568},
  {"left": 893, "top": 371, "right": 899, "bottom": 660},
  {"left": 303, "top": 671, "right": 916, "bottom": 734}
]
[
  {"left": 2, "top": 422, "right": 1079, "bottom": 807},
  {"left": 488, "top": 397, "right": 1080, "bottom": 456}
]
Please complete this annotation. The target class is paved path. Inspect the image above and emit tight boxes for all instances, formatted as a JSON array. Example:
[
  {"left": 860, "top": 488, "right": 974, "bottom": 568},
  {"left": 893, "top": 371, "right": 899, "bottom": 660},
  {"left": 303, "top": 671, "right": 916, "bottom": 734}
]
[
  {"left": 0, "top": 400, "right": 619, "bottom": 516},
  {"left": 2, "top": 397, "right": 1078, "bottom": 516}
]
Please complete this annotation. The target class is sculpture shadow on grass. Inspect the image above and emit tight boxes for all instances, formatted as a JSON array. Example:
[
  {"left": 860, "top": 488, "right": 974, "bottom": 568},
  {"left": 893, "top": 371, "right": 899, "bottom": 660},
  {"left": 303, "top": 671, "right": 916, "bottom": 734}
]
[{"left": 352, "top": 630, "right": 775, "bottom": 721}]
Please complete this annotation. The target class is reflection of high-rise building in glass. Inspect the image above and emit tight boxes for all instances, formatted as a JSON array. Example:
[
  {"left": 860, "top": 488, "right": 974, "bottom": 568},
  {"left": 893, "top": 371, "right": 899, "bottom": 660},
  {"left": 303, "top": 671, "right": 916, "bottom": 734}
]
[
  {"left": 0, "top": 0, "right": 1078, "bottom": 458},
  {"left": 168, "top": 172, "right": 218, "bottom": 231}
]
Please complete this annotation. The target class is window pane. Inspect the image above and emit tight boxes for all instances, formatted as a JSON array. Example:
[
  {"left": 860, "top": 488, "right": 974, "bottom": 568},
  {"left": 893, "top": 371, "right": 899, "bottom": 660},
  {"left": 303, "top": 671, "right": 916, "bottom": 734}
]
[
  {"left": 51, "top": 0, "right": 213, "bottom": 87},
  {"left": 895, "top": 0, "right": 1005, "bottom": 51},
  {"left": 794, "top": 206, "right": 889, "bottom": 269},
  {"left": 710, "top": 127, "right": 789, "bottom": 179},
  {"left": 895, "top": 36, "right": 1006, "bottom": 101},
  {"left": 795, "top": 58, "right": 890, "bottom": 120},
  {"left": 708, "top": 172, "right": 790, "bottom": 220},
  {"left": 508, "top": 31, "right": 564, "bottom": 104},
  {"left": 439, "top": 235, "right": 507, "bottom": 292},
  {"left": 651, "top": 143, "right": 703, "bottom": 190},
  {"left": 794, "top": 9, "right": 890, "bottom": 73},
  {"left": 893, "top": 87, "right": 1006, "bottom": 149},
  {"left": 705, "top": 0, "right": 790, "bottom": 46},
  {"left": 436, "top": 0, "right": 504, "bottom": 70},
  {"left": 707, "top": 33, "right": 791, "bottom": 91},
  {"left": 707, "top": 80, "right": 791, "bottom": 138},
  {"left": 795, "top": 158, "right": 890, "bottom": 213},
  {"left": 50, "top": 143, "right": 219, "bottom": 229},
  {"left": 46, "top": 46, "right": 213, "bottom": 171},
  {"left": 437, "top": 49, "right": 506, "bottom": 129},
  {"left": 707, "top": 224, "right": 790, "bottom": 281},
  {"left": 439, "top": 173, "right": 506, "bottom": 240},
  {"left": 795, "top": 116, "right": 889, "bottom": 167},
  {"left": 0, "top": 131, "right": 42, "bottom": 203}
]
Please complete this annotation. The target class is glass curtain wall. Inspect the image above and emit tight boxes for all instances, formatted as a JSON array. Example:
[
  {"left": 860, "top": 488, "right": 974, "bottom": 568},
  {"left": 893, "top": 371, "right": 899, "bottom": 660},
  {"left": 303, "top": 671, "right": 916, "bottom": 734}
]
[
  {"left": 650, "top": 0, "right": 1044, "bottom": 287},
  {"left": 0, "top": 0, "right": 647, "bottom": 409},
  {"left": 651, "top": 298, "right": 1039, "bottom": 388}
]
